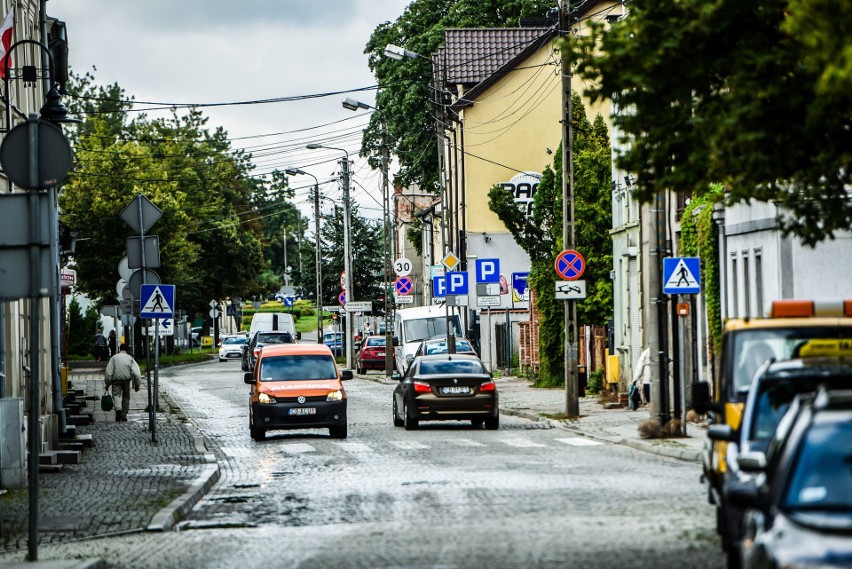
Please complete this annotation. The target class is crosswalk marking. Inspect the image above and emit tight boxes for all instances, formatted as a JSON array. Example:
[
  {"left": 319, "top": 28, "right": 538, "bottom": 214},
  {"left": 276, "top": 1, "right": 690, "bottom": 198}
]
[
  {"left": 336, "top": 442, "right": 372, "bottom": 453},
  {"left": 499, "top": 438, "right": 547, "bottom": 448},
  {"left": 279, "top": 443, "right": 317, "bottom": 454},
  {"left": 448, "top": 438, "right": 487, "bottom": 447},
  {"left": 390, "top": 440, "right": 430, "bottom": 450},
  {"left": 555, "top": 437, "right": 603, "bottom": 447}
]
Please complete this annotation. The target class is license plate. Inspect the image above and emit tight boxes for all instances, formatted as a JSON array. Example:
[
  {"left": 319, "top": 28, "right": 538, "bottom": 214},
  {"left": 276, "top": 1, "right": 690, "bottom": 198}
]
[
  {"left": 377, "top": 352, "right": 385, "bottom": 357},
  {"left": 441, "top": 386, "right": 470, "bottom": 394},
  {"left": 288, "top": 407, "right": 316, "bottom": 416}
]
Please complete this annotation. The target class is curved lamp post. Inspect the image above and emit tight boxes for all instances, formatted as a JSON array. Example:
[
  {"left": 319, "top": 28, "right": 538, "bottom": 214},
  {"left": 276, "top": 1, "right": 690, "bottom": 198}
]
[
  {"left": 285, "top": 168, "right": 323, "bottom": 345},
  {"left": 342, "top": 98, "right": 395, "bottom": 378},
  {"left": 305, "top": 143, "right": 354, "bottom": 370}
]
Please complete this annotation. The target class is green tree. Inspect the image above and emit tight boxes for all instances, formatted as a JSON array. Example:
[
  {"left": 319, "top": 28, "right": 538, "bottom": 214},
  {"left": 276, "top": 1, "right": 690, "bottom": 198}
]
[
  {"left": 489, "top": 93, "right": 612, "bottom": 387},
  {"left": 364, "top": 0, "right": 553, "bottom": 192},
  {"left": 60, "top": 71, "right": 267, "bottom": 321},
  {"left": 569, "top": 0, "right": 851, "bottom": 246},
  {"left": 66, "top": 296, "right": 95, "bottom": 357}
]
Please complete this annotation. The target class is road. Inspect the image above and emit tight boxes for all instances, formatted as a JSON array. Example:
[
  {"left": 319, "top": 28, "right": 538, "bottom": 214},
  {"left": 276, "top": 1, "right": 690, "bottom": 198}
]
[{"left": 63, "top": 359, "right": 726, "bottom": 568}]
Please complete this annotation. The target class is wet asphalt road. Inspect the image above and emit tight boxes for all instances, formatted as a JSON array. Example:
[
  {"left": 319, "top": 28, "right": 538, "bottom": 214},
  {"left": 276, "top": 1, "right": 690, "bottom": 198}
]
[{"left": 23, "top": 359, "right": 726, "bottom": 568}]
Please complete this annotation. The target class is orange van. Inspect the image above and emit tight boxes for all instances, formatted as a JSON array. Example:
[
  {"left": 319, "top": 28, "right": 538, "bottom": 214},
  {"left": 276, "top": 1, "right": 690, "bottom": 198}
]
[{"left": 244, "top": 343, "right": 352, "bottom": 441}]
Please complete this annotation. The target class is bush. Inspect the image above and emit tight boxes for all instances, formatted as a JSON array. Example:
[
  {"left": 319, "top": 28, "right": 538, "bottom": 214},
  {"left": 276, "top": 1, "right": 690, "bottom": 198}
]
[{"left": 587, "top": 369, "right": 604, "bottom": 394}]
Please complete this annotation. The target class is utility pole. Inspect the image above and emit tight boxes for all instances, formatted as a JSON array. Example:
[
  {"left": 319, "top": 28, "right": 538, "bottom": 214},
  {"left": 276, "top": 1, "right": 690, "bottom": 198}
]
[
  {"left": 341, "top": 155, "right": 355, "bottom": 370},
  {"left": 561, "top": 0, "right": 579, "bottom": 418},
  {"left": 314, "top": 182, "right": 323, "bottom": 344}
]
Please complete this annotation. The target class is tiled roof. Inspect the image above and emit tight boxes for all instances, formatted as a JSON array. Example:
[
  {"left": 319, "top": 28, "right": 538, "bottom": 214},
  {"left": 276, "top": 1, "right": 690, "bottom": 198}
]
[{"left": 439, "top": 28, "right": 551, "bottom": 85}]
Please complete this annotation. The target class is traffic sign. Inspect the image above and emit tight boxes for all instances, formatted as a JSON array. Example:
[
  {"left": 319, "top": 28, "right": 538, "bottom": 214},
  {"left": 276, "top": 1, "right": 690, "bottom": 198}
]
[
  {"left": 345, "top": 301, "right": 372, "bottom": 313},
  {"left": 209, "top": 308, "right": 219, "bottom": 318},
  {"left": 441, "top": 252, "right": 461, "bottom": 271},
  {"left": 338, "top": 291, "right": 346, "bottom": 305},
  {"left": 447, "top": 271, "right": 469, "bottom": 295},
  {"left": 340, "top": 271, "right": 348, "bottom": 289},
  {"left": 394, "top": 276, "right": 414, "bottom": 296},
  {"left": 554, "top": 249, "right": 585, "bottom": 281},
  {"left": 120, "top": 194, "right": 162, "bottom": 234},
  {"left": 477, "top": 296, "right": 500, "bottom": 307},
  {"left": 475, "top": 258, "right": 500, "bottom": 283},
  {"left": 432, "top": 276, "right": 447, "bottom": 297},
  {"left": 283, "top": 296, "right": 294, "bottom": 307},
  {"left": 555, "top": 280, "right": 587, "bottom": 300},
  {"left": 393, "top": 257, "right": 413, "bottom": 276},
  {"left": 663, "top": 257, "right": 701, "bottom": 294},
  {"left": 395, "top": 295, "right": 414, "bottom": 304},
  {"left": 140, "top": 284, "right": 175, "bottom": 319},
  {"left": 145, "top": 318, "right": 174, "bottom": 336}
]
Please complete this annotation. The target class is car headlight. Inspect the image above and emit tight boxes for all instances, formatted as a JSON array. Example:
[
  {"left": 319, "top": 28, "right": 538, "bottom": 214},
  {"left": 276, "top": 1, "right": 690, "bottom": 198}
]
[
  {"left": 326, "top": 390, "right": 344, "bottom": 401},
  {"left": 258, "top": 393, "right": 276, "bottom": 404}
]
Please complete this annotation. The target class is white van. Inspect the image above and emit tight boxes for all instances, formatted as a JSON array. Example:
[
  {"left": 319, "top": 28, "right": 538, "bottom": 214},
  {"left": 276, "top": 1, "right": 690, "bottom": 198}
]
[
  {"left": 249, "top": 312, "right": 299, "bottom": 340},
  {"left": 393, "top": 305, "right": 462, "bottom": 372}
]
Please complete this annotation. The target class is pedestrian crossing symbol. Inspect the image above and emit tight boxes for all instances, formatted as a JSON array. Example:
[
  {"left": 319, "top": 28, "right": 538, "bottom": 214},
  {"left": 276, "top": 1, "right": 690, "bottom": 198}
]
[
  {"left": 663, "top": 257, "right": 701, "bottom": 294},
  {"left": 139, "top": 284, "right": 175, "bottom": 318}
]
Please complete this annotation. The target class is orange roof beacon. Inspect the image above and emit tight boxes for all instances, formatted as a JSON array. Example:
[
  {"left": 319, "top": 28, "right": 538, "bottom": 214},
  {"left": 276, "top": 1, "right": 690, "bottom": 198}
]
[{"left": 244, "top": 343, "right": 353, "bottom": 441}]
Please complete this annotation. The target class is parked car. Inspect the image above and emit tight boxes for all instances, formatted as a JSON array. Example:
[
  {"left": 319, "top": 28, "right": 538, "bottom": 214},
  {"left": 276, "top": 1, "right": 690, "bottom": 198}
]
[
  {"left": 408, "top": 337, "right": 477, "bottom": 369},
  {"left": 241, "top": 330, "right": 294, "bottom": 371},
  {"left": 323, "top": 331, "right": 345, "bottom": 356},
  {"left": 244, "top": 343, "right": 353, "bottom": 441},
  {"left": 218, "top": 336, "right": 248, "bottom": 362},
  {"left": 729, "top": 387, "right": 852, "bottom": 569},
  {"left": 706, "top": 356, "right": 852, "bottom": 565},
  {"left": 356, "top": 335, "right": 388, "bottom": 374},
  {"left": 392, "top": 354, "right": 498, "bottom": 431}
]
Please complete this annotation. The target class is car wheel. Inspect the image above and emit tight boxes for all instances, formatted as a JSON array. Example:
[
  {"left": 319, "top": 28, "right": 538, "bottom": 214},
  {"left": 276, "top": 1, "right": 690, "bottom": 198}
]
[
  {"left": 471, "top": 419, "right": 484, "bottom": 428},
  {"left": 357, "top": 366, "right": 364, "bottom": 375},
  {"left": 329, "top": 424, "right": 348, "bottom": 439},
  {"left": 393, "top": 398, "right": 404, "bottom": 427},
  {"left": 249, "top": 416, "right": 266, "bottom": 442},
  {"left": 219, "top": 358, "right": 225, "bottom": 362},
  {"left": 403, "top": 400, "right": 418, "bottom": 431},
  {"left": 484, "top": 414, "right": 499, "bottom": 430}
]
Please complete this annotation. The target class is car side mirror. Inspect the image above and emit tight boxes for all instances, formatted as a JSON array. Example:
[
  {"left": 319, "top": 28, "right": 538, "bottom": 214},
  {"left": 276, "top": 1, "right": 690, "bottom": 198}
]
[
  {"left": 340, "top": 370, "right": 354, "bottom": 381},
  {"left": 392, "top": 372, "right": 402, "bottom": 382},
  {"left": 244, "top": 372, "right": 255, "bottom": 384},
  {"left": 707, "top": 424, "right": 736, "bottom": 443},
  {"left": 392, "top": 336, "right": 399, "bottom": 347},
  {"left": 406, "top": 354, "right": 414, "bottom": 364},
  {"left": 737, "top": 451, "right": 767, "bottom": 473}
]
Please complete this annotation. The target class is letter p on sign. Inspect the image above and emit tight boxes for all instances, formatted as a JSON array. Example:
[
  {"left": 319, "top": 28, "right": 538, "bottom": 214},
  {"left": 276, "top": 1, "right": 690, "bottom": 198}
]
[{"left": 476, "top": 258, "right": 500, "bottom": 283}]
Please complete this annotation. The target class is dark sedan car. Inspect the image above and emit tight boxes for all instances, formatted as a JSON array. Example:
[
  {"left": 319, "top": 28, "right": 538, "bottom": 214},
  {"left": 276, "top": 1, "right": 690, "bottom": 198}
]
[
  {"left": 356, "top": 335, "right": 387, "bottom": 374},
  {"left": 241, "top": 330, "right": 294, "bottom": 371},
  {"left": 392, "top": 354, "right": 498, "bottom": 431},
  {"left": 730, "top": 387, "right": 852, "bottom": 569}
]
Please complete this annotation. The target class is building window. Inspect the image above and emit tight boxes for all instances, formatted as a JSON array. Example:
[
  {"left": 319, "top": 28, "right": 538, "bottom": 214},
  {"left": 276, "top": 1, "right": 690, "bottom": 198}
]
[
  {"left": 731, "top": 254, "right": 739, "bottom": 318},
  {"left": 742, "top": 252, "right": 750, "bottom": 317},
  {"left": 754, "top": 249, "right": 764, "bottom": 317}
]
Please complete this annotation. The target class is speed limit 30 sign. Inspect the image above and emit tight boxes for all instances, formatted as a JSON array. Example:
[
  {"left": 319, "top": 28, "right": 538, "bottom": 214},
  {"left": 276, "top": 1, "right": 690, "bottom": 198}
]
[{"left": 394, "top": 257, "right": 412, "bottom": 276}]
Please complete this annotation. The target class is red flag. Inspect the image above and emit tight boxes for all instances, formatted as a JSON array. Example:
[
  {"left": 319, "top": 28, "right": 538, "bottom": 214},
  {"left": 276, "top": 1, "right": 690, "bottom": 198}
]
[{"left": 0, "top": 9, "right": 14, "bottom": 79}]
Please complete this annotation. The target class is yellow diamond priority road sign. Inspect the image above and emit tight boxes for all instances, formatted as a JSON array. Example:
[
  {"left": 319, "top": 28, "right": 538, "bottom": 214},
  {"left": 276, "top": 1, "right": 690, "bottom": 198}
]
[{"left": 441, "top": 252, "right": 461, "bottom": 271}]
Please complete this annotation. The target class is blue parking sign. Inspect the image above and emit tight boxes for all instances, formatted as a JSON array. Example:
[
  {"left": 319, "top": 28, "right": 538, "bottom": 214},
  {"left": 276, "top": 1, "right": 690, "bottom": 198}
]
[
  {"left": 447, "top": 271, "right": 469, "bottom": 295},
  {"left": 433, "top": 276, "right": 447, "bottom": 297},
  {"left": 475, "top": 258, "right": 500, "bottom": 283}
]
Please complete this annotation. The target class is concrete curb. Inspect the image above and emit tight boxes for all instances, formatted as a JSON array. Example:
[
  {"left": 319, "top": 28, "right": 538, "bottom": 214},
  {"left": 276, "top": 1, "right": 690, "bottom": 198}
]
[{"left": 146, "top": 428, "right": 221, "bottom": 532}]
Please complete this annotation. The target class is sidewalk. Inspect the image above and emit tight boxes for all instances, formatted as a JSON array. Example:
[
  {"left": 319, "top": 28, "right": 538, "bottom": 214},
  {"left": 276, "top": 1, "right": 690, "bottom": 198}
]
[{"left": 0, "top": 364, "right": 706, "bottom": 568}]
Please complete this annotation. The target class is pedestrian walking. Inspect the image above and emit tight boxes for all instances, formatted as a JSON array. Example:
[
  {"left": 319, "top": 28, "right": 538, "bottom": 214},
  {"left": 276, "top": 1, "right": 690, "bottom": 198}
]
[
  {"left": 633, "top": 347, "right": 652, "bottom": 405},
  {"left": 107, "top": 329, "right": 117, "bottom": 357},
  {"left": 104, "top": 343, "right": 141, "bottom": 422},
  {"left": 94, "top": 328, "right": 108, "bottom": 361}
]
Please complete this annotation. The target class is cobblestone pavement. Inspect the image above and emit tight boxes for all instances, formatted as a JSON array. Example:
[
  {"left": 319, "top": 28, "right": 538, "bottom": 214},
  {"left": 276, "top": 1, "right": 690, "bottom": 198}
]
[
  {"left": 0, "top": 361, "right": 710, "bottom": 569},
  {"left": 0, "top": 366, "right": 214, "bottom": 556}
]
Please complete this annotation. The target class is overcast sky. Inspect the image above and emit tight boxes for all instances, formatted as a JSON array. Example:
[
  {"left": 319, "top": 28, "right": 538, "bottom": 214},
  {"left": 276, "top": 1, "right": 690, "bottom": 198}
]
[{"left": 49, "top": 0, "right": 412, "bottom": 220}]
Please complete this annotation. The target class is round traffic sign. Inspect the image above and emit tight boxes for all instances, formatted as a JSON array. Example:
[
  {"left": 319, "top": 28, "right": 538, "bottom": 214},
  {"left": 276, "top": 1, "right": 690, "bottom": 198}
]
[
  {"left": 554, "top": 249, "right": 586, "bottom": 281},
  {"left": 338, "top": 291, "right": 346, "bottom": 305},
  {"left": 394, "top": 257, "right": 413, "bottom": 276},
  {"left": 340, "top": 271, "right": 348, "bottom": 289},
  {"left": 394, "top": 276, "right": 414, "bottom": 295}
]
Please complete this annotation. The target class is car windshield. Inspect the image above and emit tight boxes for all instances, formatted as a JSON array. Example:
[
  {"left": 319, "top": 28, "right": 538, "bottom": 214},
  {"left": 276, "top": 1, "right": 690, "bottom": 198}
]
[
  {"left": 419, "top": 359, "right": 486, "bottom": 375},
  {"left": 404, "top": 316, "right": 461, "bottom": 343},
  {"left": 750, "top": 375, "right": 852, "bottom": 442},
  {"left": 425, "top": 339, "right": 473, "bottom": 355},
  {"left": 783, "top": 422, "right": 852, "bottom": 512},
  {"left": 731, "top": 329, "right": 852, "bottom": 394},
  {"left": 324, "top": 333, "right": 342, "bottom": 342},
  {"left": 258, "top": 333, "right": 291, "bottom": 344},
  {"left": 365, "top": 337, "right": 385, "bottom": 347},
  {"left": 260, "top": 355, "right": 338, "bottom": 382},
  {"left": 224, "top": 337, "right": 246, "bottom": 345}
]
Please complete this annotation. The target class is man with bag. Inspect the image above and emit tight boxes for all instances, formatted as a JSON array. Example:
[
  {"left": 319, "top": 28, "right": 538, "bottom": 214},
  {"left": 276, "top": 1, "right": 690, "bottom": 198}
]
[{"left": 104, "top": 343, "right": 141, "bottom": 422}]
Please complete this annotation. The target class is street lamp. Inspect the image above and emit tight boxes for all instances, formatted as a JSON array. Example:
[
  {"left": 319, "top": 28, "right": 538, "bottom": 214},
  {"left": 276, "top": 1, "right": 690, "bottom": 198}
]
[
  {"left": 285, "top": 168, "right": 323, "bottom": 345},
  {"left": 305, "top": 143, "right": 355, "bottom": 370},
  {"left": 343, "top": 97, "right": 395, "bottom": 378}
]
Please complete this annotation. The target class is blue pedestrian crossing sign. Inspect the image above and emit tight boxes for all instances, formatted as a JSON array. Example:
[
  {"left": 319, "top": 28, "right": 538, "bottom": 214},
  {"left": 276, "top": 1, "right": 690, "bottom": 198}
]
[
  {"left": 140, "top": 284, "right": 175, "bottom": 318},
  {"left": 663, "top": 257, "right": 701, "bottom": 294}
]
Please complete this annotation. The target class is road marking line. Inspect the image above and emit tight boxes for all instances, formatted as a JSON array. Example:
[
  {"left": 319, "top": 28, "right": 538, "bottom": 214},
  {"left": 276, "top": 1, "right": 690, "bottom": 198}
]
[
  {"left": 335, "top": 442, "right": 372, "bottom": 453},
  {"left": 499, "top": 438, "right": 547, "bottom": 448},
  {"left": 554, "top": 437, "right": 603, "bottom": 447},
  {"left": 390, "top": 440, "right": 430, "bottom": 450},
  {"left": 449, "top": 438, "right": 487, "bottom": 447},
  {"left": 279, "top": 443, "right": 317, "bottom": 454}
]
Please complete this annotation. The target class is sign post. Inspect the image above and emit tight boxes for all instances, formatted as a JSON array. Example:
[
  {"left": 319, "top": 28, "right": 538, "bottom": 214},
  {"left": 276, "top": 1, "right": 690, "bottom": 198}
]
[{"left": 140, "top": 284, "right": 175, "bottom": 444}]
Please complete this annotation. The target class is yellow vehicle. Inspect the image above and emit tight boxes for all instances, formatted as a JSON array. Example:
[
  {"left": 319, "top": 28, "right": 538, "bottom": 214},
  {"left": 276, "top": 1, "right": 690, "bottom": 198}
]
[{"left": 693, "top": 299, "right": 852, "bottom": 551}]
